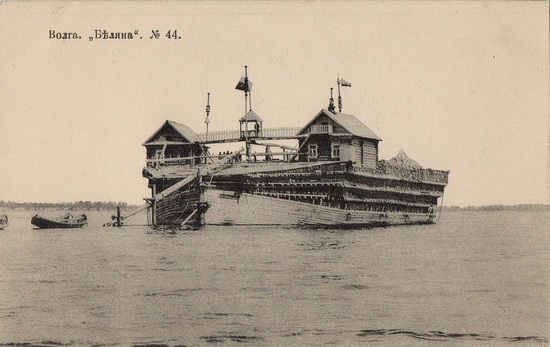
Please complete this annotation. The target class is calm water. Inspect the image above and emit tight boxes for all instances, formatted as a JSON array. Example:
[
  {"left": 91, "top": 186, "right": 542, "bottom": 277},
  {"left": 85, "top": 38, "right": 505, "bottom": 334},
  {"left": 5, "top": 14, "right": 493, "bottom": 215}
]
[{"left": 0, "top": 209, "right": 548, "bottom": 346}]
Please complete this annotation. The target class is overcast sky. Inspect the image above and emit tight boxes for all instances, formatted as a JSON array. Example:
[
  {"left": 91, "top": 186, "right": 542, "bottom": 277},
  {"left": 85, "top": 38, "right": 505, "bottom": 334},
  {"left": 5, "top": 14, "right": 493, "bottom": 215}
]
[{"left": 0, "top": 1, "right": 548, "bottom": 207}]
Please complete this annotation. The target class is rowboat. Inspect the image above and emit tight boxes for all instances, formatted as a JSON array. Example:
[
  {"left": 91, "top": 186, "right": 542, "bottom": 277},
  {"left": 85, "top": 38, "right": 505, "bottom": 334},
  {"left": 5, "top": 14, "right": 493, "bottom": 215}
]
[
  {"left": 31, "top": 213, "right": 87, "bottom": 229},
  {"left": 0, "top": 214, "right": 7, "bottom": 230}
]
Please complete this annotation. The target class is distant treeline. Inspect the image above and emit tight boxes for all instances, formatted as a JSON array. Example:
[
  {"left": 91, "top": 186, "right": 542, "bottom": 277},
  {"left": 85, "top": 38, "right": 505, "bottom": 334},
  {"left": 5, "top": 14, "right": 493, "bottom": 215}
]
[
  {"left": 442, "top": 204, "right": 550, "bottom": 212},
  {"left": 1, "top": 200, "right": 548, "bottom": 212},
  {"left": 0, "top": 200, "right": 139, "bottom": 211}
]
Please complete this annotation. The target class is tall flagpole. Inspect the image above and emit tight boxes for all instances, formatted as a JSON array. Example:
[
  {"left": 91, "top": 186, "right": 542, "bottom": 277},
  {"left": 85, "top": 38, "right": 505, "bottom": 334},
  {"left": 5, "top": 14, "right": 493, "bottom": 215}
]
[
  {"left": 244, "top": 66, "right": 250, "bottom": 161},
  {"left": 244, "top": 66, "right": 248, "bottom": 143},
  {"left": 235, "top": 66, "right": 252, "bottom": 161},
  {"left": 337, "top": 75, "right": 351, "bottom": 113},
  {"left": 247, "top": 66, "right": 252, "bottom": 111},
  {"left": 328, "top": 87, "right": 335, "bottom": 113},
  {"left": 337, "top": 75, "right": 342, "bottom": 113},
  {"left": 244, "top": 66, "right": 248, "bottom": 114},
  {"left": 205, "top": 93, "right": 210, "bottom": 141}
]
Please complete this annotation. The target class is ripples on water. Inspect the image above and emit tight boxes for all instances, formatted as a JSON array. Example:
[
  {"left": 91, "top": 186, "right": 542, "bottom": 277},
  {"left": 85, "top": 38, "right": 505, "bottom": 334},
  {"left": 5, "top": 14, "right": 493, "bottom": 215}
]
[{"left": 0, "top": 210, "right": 548, "bottom": 346}]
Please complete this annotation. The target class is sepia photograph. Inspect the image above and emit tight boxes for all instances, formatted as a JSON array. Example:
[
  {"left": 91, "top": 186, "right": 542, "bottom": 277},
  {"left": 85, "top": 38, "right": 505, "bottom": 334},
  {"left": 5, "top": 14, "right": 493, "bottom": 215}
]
[{"left": 0, "top": 1, "right": 548, "bottom": 345}]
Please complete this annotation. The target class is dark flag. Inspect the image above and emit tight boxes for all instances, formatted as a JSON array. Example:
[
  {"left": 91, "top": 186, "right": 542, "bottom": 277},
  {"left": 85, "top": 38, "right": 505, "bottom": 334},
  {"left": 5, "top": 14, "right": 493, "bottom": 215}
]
[
  {"left": 338, "top": 78, "right": 352, "bottom": 87},
  {"left": 235, "top": 77, "right": 253, "bottom": 92}
]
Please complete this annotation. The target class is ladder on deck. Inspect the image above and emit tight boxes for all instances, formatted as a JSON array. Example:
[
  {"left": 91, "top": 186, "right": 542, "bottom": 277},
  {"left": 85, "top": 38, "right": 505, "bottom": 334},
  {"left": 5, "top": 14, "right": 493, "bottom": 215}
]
[{"left": 154, "top": 148, "right": 244, "bottom": 201}]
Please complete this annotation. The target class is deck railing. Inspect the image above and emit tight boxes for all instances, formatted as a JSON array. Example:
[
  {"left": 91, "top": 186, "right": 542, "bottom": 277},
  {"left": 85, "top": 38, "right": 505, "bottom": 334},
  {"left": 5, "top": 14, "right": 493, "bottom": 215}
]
[
  {"left": 146, "top": 150, "right": 301, "bottom": 168},
  {"left": 146, "top": 154, "right": 242, "bottom": 168},
  {"left": 197, "top": 130, "right": 241, "bottom": 142},
  {"left": 262, "top": 127, "right": 301, "bottom": 138},
  {"left": 309, "top": 124, "right": 333, "bottom": 134},
  {"left": 197, "top": 127, "right": 300, "bottom": 143}
]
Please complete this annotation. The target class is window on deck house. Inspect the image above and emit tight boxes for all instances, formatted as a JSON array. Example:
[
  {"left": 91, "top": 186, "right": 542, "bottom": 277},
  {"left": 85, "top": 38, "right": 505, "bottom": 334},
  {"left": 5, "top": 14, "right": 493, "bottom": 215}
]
[
  {"left": 331, "top": 143, "right": 340, "bottom": 159},
  {"left": 308, "top": 144, "right": 318, "bottom": 159}
]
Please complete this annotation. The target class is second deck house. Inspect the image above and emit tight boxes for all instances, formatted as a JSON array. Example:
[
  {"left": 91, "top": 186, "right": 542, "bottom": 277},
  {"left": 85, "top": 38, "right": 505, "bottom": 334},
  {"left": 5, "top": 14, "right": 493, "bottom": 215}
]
[
  {"left": 143, "top": 120, "right": 207, "bottom": 167},
  {"left": 296, "top": 109, "right": 382, "bottom": 169}
]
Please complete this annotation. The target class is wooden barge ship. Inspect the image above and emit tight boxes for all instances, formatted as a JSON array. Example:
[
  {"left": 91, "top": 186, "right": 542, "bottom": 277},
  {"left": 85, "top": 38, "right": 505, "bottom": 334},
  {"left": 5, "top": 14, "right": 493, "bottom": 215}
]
[{"left": 140, "top": 69, "right": 449, "bottom": 228}]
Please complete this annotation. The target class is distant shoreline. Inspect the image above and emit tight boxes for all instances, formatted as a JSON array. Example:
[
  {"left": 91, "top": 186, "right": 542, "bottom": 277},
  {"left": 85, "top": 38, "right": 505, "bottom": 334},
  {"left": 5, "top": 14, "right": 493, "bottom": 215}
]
[
  {"left": 1, "top": 201, "right": 548, "bottom": 212},
  {"left": 441, "top": 204, "right": 550, "bottom": 212},
  {"left": 0, "top": 201, "right": 139, "bottom": 211}
]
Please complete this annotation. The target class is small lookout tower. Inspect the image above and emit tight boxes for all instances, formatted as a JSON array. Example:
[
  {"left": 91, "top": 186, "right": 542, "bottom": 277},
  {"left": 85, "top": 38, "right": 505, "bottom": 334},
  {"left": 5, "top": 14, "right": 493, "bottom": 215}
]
[{"left": 239, "top": 110, "right": 263, "bottom": 139}]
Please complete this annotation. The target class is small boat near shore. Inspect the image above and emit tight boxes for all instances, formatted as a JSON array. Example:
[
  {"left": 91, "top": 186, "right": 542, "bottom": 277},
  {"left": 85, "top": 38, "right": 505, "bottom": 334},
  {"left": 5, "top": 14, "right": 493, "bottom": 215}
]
[
  {"left": 0, "top": 214, "right": 8, "bottom": 230},
  {"left": 31, "top": 213, "right": 87, "bottom": 229}
]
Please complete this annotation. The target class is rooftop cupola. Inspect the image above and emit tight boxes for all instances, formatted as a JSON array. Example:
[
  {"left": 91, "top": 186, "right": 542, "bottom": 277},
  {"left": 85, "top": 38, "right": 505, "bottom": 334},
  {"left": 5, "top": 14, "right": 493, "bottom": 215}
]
[{"left": 239, "top": 110, "right": 263, "bottom": 139}]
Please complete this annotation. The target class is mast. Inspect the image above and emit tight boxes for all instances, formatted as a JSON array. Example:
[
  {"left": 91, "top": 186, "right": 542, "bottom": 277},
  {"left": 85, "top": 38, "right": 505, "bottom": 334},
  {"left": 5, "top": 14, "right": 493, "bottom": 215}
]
[
  {"left": 328, "top": 87, "right": 335, "bottom": 113},
  {"left": 205, "top": 92, "right": 210, "bottom": 140},
  {"left": 236, "top": 66, "right": 253, "bottom": 161},
  {"left": 337, "top": 75, "right": 352, "bottom": 113},
  {"left": 337, "top": 74, "right": 342, "bottom": 113},
  {"left": 244, "top": 66, "right": 250, "bottom": 161}
]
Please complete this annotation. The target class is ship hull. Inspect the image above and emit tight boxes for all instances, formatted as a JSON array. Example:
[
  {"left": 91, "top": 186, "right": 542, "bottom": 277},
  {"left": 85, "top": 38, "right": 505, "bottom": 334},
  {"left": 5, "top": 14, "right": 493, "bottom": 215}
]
[
  {"left": 145, "top": 161, "right": 447, "bottom": 228},
  {"left": 204, "top": 189, "right": 436, "bottom": 227}
]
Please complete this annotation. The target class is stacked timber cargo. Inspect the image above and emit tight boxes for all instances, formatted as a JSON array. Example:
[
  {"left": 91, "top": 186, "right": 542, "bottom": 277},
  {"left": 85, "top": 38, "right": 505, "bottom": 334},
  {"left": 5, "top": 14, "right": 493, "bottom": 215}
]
[{"left": 208, "top": 158, "right": 447, "bottom": 217}]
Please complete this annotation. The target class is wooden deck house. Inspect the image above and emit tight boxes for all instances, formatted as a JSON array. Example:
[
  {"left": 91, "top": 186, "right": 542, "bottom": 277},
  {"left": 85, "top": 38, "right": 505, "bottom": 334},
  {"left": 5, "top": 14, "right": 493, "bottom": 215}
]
[
  {"left": 142, "top": 120, "right": 207, "bottom": 167},
  {"left": 296, "top": 109, "right": 382, "bottom": 169}
]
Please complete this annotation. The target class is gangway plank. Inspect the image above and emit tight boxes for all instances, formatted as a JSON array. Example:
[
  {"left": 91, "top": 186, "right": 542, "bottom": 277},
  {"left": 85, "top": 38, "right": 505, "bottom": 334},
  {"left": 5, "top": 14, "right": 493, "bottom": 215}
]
[{"left": 155, "top": 148, "right": 244, "bottom": 202}]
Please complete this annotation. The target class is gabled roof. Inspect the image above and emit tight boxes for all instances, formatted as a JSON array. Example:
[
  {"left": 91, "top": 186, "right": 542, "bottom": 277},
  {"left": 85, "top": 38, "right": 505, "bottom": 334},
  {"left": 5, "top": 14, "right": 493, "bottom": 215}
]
[
  {"left": 298, "top": 109, "right": 382, "bottom": 141},
  {"left": 142, "top": 120, "right": 199, "bottom": 145},
  {"left": 239, "top": 110, "right": 263, "bottom": 122}
]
